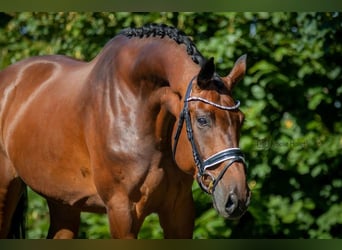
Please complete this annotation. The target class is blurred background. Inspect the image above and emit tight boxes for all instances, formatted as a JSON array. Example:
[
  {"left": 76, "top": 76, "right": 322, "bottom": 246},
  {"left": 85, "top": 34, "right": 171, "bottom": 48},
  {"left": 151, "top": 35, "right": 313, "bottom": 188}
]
[{"left": 0, "top": 12, "right": 341, "bottom": 239}]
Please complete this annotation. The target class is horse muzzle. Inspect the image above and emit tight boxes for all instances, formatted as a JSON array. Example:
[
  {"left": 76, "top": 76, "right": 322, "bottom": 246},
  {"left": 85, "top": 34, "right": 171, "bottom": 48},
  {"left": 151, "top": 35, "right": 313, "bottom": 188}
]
[{"left": 196, "top": 149, "right": 251, "bottom": 219}]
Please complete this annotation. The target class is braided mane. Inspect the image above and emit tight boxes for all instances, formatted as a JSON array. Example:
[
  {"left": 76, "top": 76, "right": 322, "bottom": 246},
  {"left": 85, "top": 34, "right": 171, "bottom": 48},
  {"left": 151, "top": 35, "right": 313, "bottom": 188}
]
[{"left": 120, "top": 23, "right": 206, "bottom": 66}]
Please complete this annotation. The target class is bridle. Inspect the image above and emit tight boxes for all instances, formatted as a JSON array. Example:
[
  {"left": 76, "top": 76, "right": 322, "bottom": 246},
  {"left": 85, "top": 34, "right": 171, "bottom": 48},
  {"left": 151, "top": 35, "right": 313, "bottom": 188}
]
[{"left": 173, "top": 76, "right": 246, "bottom": 194}]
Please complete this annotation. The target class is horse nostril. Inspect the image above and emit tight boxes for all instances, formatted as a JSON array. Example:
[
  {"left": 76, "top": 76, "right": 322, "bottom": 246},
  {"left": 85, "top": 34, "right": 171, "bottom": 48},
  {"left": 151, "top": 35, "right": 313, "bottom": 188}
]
[{"left": 225, "top": 192, "right": 238, "bottom": 215}]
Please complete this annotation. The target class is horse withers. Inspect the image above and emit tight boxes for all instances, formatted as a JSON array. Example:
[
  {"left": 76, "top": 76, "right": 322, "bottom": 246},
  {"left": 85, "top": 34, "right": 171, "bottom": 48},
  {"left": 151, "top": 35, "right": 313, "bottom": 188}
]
[{"left": 0, "top": 24, "right": 250, "bottom": 238}]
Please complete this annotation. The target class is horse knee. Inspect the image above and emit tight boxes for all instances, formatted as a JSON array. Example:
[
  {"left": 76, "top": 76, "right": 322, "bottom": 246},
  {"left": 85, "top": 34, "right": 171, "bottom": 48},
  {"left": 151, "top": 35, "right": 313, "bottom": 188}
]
[{"left": 50, "top": 229, "right": 78, "bottom": 239}]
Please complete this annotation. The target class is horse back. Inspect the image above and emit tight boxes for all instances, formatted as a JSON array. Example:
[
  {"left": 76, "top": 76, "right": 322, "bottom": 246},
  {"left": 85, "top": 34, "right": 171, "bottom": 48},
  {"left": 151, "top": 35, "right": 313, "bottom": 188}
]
[{"left": 0, "top": 55, "right": 90, "bottom": 144}]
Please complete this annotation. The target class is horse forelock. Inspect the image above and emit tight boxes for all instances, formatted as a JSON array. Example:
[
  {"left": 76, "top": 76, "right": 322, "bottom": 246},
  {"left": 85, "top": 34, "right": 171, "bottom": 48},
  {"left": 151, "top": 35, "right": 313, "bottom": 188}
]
[{"left": 119, "top": 23, "right": 206, "bottom": 67}]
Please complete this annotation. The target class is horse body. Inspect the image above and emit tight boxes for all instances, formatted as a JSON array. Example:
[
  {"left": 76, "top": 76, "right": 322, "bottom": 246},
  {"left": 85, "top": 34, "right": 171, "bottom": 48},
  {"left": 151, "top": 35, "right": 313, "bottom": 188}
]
[{"left": 0, "top": 24, "right": 250, "bottom": 239}]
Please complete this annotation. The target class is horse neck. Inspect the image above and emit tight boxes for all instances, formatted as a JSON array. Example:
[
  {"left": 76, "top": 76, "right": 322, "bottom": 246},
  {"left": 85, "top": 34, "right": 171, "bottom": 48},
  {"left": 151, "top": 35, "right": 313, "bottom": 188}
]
[
  {"left": 87, "top": 36, "right": 200, "bottom": 145},
  {"left": 126, "top": 36, "right": 200, "bottom": 93},
  {"left": 92, "top": 36, "right": 200, "bottom": 94}
]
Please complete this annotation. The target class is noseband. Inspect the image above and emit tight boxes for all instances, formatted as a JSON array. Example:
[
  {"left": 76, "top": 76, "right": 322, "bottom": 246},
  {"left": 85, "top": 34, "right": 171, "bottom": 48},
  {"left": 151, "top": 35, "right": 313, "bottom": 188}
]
[{"left": 173, "top": 77, "right": 246, "bottom": 194}]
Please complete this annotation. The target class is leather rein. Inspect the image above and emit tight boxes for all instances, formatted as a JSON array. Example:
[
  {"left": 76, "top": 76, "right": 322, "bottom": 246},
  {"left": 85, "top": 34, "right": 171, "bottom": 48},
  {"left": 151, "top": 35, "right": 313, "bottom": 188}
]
[{"left": 173, "top": 77, "right": 246, "bottom": 194}]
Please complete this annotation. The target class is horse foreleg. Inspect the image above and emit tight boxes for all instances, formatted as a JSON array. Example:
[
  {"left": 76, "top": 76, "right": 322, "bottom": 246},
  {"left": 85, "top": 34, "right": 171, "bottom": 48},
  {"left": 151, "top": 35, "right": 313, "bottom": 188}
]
[
  {"left": 158, "top": 189, "right": 195, "bottom": 239},
  {"left": 46, "top": 200, "right": 81, "bottom": 239},
  {"left": 106, "top": 193, "right": 139, "bottom": 239},
  {"left": 0, "top": 155, "right": 27, "bottom": 239},
  {"left": 0, "top": 178, "right": 26, "bottom": 238}
]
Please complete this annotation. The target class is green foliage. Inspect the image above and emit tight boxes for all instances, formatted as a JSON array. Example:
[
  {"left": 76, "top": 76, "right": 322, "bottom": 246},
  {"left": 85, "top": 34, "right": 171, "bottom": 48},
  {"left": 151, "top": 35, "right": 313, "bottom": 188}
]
[
  {"left": 26, "top": 189, "right": 49, "bottom": 238},
  {"left": 1, "top": 12, "right": 341, "bottom": 239}
]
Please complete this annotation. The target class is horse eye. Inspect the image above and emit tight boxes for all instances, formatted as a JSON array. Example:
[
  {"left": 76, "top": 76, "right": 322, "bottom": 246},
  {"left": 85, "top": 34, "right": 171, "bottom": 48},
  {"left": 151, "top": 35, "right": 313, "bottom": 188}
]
[{"left": 196, "top": 117, "right": 210, "bottom": 127}]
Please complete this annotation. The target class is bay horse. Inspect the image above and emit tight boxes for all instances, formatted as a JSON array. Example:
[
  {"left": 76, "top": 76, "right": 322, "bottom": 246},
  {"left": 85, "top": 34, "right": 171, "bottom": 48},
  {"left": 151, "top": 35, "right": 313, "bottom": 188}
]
[{"left": 0, "top": 24, "right": 250, "bottom": 239}]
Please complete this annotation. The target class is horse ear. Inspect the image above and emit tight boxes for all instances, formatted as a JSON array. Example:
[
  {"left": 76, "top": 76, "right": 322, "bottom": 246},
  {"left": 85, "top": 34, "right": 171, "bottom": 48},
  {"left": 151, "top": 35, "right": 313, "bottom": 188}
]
[
  {"left": 197, "top": 57, "right": 215, "bottom": 89},
  {"left": 225, "top": 54, "right": 247, "bottom": 89}
]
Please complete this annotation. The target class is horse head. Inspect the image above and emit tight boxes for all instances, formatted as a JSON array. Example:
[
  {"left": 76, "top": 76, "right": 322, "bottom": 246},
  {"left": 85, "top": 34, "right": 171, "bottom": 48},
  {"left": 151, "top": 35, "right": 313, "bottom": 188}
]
[{"left": 173, "top": 55, "right": 251, "bottom": 219}]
